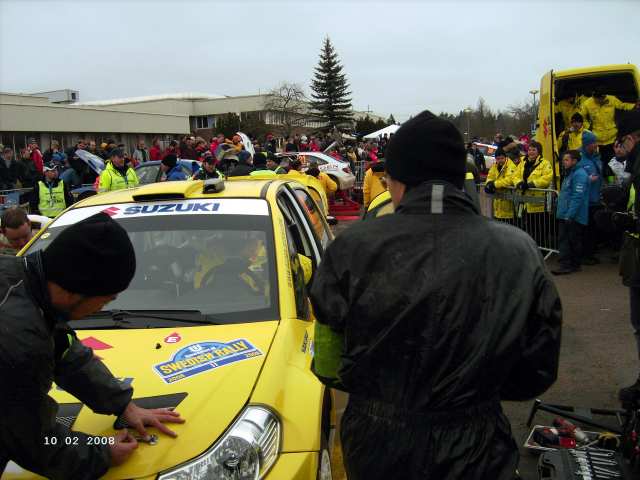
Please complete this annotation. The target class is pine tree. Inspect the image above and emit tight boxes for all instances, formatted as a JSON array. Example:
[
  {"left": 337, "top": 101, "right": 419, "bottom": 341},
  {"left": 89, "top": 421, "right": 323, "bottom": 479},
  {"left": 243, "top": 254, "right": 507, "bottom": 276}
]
[
  {"left": 387, "top": 114, "right": 397, "bottom": 125},
  {"left": 310, "top": 37, "right": 353, "bottom": 131}
]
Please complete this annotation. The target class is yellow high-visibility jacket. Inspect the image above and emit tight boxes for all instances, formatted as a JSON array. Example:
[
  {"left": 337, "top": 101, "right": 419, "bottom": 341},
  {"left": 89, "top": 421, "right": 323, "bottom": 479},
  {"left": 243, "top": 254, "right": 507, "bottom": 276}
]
[
  {"left": 363, "top": 168, "right": 386, "bottom": 207},
  {"left": 99, "top": 162, "right": 139, "bottom": 192},
  {"left": 583, "top": 95, "right": 636, "bottom": 145},
  {"left": 486, "top": 159, "right": 517, "bottom": 219},
  {"left": 317, "top": 172, "right": 338, "bottom": 196},
  {"left": 557, "top": 96, "right": 590, "bottom": 130},
  {"left": 513, "top": 156, "right": 553, "bottom": 213},
  {"left": 557, "top": 126, "right": 586, "bottom": 152}
]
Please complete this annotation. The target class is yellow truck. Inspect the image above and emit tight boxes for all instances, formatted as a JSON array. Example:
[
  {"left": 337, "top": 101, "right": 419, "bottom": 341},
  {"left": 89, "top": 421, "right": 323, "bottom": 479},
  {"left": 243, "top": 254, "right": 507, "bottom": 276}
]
[{"left": 535, "top": 63, "right": 640, "bottom": 184}]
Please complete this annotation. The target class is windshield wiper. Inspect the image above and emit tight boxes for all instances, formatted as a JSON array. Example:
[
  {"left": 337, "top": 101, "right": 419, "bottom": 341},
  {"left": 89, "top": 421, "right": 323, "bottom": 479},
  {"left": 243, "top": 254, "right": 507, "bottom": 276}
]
[{"left": 87, "top": 309, "right": 223, "bottom": 326}]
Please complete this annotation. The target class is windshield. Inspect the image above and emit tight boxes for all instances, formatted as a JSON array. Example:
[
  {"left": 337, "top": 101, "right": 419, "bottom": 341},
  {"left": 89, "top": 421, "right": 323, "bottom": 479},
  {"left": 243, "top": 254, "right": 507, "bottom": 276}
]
[{"left": 27, "top": 206, "right": 278, "bottom": 327}]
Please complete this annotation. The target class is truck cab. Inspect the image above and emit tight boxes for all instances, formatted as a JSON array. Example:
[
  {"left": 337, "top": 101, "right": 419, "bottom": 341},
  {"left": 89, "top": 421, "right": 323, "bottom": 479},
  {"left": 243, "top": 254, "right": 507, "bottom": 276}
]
[{"left": 535, "top": 64, "right": 639, "bottom": 185}]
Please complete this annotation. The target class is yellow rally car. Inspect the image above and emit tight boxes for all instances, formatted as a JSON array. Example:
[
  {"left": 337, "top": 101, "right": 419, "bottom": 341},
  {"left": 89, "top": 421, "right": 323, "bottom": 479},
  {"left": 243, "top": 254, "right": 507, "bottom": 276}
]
[{"left": 9, "top": 178, "right": 339, "bottom": 480}]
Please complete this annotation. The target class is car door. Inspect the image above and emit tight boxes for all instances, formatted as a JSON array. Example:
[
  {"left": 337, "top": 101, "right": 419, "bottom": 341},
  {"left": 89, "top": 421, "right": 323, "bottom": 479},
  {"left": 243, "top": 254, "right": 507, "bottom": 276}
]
[
  {"left": 290, "top": 186, "right": 332, "bottom": 250},
  {"left": 276, "top": 187, "right": 323, "bottom": 321}
]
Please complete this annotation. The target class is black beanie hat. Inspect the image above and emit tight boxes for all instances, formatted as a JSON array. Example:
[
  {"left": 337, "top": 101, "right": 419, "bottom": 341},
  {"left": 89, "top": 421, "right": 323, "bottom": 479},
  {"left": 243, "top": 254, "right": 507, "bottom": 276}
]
[
  {"left": 162, "top": 153, "right": 178, "bottom": 169},
  {"left": 253, "top": 152, "right": 267, "bottom": 168},
  {"left": 385, "top": 110, "right": 466, "bottom": 188},
  {"left": 43, "top": 212, "right": 136, "bottom": 296}
]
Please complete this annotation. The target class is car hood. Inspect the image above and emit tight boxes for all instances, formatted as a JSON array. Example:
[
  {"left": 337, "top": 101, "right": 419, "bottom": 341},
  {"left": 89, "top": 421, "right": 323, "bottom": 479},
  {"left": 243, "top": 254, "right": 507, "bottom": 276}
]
[{"left": 7, "top": 321, "right": 278, "bottom": 480}]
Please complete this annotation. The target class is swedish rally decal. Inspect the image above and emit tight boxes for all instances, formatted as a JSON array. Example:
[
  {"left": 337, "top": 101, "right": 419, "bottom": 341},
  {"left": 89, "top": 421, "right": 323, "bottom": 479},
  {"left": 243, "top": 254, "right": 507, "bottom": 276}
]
[{"left": 153, "top": 339, "right": 262, "bottom": 384}]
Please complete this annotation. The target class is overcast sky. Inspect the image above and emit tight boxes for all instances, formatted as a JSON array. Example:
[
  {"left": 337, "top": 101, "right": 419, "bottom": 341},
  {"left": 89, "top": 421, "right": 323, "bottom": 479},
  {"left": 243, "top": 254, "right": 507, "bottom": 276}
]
[{"left": 1, "top": 0, "right": 638, "bottom": 121}]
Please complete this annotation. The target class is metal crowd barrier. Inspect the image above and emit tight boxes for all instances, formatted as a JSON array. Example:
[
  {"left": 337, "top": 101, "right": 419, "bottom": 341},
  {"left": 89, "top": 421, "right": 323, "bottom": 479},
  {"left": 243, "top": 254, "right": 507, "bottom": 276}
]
[
  {"left": 353, "top": 160, "right": 367, "bottom": 191},
  {"left": 477, "top": 184, "right": 559, "bottom": 259}
]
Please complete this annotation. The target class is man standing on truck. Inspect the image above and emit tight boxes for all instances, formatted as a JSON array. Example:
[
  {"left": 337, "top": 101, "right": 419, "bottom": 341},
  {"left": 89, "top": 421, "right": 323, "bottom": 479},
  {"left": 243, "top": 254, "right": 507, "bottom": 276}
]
[{"left": 583, "top": 87, "right": 639, "bottom": 178}]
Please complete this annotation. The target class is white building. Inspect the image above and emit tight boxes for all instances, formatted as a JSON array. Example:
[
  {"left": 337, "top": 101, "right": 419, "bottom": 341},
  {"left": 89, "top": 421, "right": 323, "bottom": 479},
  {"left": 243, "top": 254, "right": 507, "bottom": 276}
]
[{"left": 0, "top": 89, "right": 386, "bottom": 153}]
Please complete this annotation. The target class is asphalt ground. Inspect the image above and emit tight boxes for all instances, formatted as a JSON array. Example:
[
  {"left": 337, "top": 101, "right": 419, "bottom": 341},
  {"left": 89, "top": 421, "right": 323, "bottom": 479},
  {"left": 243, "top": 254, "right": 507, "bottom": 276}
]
[{"left": 329, "top": 218, "right": 637, "bottom": 480}]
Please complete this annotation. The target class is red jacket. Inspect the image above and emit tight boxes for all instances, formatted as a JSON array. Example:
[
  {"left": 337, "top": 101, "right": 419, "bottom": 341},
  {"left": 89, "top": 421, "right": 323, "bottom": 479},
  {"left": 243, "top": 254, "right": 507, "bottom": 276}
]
[
  {"left": 30, "top": 148, "right": 43, "bottom": 174},
  {"left": 210, "top": 141, "right": 220, "bottom": 154},
  {"left": 149, "top": 146, "right": 163, "bottom": 161}
]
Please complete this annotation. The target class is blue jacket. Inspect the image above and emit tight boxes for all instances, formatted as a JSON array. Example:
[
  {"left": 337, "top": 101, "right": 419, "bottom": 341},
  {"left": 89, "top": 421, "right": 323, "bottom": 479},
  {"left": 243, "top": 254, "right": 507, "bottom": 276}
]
[
  {"left": 166, "top": 165, "right": 187, "bottom": 181},
  {"left": 577, "top": 150, "right": 602, "bottom": 206},
  {"left": 557, "top": 164, "right": 589, "bottom": 225}
]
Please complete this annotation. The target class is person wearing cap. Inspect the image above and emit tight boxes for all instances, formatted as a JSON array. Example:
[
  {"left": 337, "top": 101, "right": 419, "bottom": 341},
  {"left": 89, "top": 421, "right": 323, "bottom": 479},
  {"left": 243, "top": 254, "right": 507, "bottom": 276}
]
[
  {"left": 98, "top": 148, "right": 139, "bottom": 192},
  {"left": 577, "top": 130, "right": 604, "bottom": 265},
  {"left": 227, "top": 150, "right": 255, "bottom": 177},
  {"left": 309, "top": 110, "right": 561, "bottom": 480},
  {"left": 362, "top": 159, "right": 386, "bottom": 207},
  {"left": 266, "top": 153, "right": 287, "bottom": 174},
  {"left": 29, "top": 163, "right": 73, "bottom": 218},
  {"left": 484, "top": 148, "right": 517, "bottom": 221},
  {"left": 0, "top": 213, "right": 184, "bottom": 479},
  {"left": 160, "top": 154, "right": 187, "bottom": 181},
  {"left": 616, "top": 110, "right": 640, "bottom": 404},
  {"left": 583, "top": 88, "right": 639, "bottom": 169},
  {"left": 558, "top": 112, "right": 587, "bottom": 155},
  {"left": 193, "top": 152, "right": 224, "bottom": 180},
  {"left": 249, "top": 153, "right": 277, "bottom": 176}
]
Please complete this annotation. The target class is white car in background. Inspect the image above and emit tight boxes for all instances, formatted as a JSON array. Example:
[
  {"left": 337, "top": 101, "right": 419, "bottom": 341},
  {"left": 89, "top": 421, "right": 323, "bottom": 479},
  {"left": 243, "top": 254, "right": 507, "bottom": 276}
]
[
  {"left": 472, "top": 142, "right": 497, "bottom": 170},
  {"left": 276, "top": 151, "right": 356, "bottom": 190}
]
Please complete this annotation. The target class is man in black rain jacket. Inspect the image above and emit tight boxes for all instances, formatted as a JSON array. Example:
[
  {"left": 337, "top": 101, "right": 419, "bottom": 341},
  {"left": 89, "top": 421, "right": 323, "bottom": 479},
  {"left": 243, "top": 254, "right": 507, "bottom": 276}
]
[
  {"left": 310, "top": 111, "right": 562, "bottom": 480},
  {"left": 0, "top": 213, "right": 183, "bottom": 479}
]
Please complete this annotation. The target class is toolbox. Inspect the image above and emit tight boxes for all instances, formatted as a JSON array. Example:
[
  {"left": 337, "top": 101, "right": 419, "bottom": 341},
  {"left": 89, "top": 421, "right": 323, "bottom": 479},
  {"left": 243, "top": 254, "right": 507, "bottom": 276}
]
[{"left": 538, "top": 449, "right": 632, "bottom": 479}]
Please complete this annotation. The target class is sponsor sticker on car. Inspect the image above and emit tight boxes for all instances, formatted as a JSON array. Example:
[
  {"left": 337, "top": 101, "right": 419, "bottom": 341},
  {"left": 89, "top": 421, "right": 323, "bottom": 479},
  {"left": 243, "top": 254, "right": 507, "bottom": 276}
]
[
  {"left": 51, "top": 199, "right": 269, "bottom": 227},
  {"left": 153, "top": 339, "right": 263, "bottom": 384}
]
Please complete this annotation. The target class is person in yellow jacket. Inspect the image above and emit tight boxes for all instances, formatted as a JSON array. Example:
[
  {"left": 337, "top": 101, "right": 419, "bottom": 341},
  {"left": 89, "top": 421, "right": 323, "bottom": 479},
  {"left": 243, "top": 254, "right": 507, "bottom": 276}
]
[
  {"left": 484, "top": 148, "right": 516, "bottom": 220},
  {"left": 556, "top": 94, "right": 589, "bottom": 131},
  {"left": 98, "top": 148, "right": 139, "bottom": 192},
  {"left": 583, "top": 88, "right": 638, "bottom": 168},
  {"left": 306, "top": 160, "right": 338, "bottom": 196},
  {"left": 30, "top": 164, "right": 74, "bottom": 218},
  {"left": 513, "top": 140, "right": 554, "bottom": 245},
  {"left": 286, "top": 158, "right": 306, "bottom": 180},
  {"left": 363, "top": 160, "right": 387, "bottom": 208},
  {"left": 557, "top": 112, "right": 587, "bottom": 154}
]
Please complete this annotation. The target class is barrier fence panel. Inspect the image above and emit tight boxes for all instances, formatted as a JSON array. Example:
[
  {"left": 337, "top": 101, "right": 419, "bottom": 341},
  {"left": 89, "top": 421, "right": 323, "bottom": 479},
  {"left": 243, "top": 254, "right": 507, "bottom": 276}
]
[{"left": 477, "top": 184, "right": 559, "bottom": 259}]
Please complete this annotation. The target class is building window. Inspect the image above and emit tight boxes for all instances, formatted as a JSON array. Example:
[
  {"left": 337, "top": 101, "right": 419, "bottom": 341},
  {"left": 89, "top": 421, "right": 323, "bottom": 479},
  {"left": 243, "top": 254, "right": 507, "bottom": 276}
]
[{"left": 194, "top": 115, "right": 208, "bottom": 129}]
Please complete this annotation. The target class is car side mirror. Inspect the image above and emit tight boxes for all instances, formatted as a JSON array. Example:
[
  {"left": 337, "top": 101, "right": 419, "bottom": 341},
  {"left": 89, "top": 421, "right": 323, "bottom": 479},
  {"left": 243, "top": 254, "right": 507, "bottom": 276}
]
[
  {"left": 326, "top": 216, "right": 338, "bottom": 226},
  {"left": 297, "top": 254, "right": 313, "bottom": 286}
]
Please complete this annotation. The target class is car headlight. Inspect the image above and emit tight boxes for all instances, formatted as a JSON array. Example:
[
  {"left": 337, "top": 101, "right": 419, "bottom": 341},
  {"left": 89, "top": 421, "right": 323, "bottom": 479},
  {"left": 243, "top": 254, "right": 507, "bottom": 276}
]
[{"left": 158, "top": 406, "right": 280, "bottom": 480}]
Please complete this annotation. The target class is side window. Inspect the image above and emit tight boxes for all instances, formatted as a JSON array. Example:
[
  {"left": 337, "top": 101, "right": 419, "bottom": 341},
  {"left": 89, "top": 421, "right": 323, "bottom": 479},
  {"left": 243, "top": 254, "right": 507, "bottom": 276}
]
[
  {"left": 136, "top": 165, "right": 159, "bottom": 184},
  {"left": 293, "top": 189, "right": 330, "bottom": 249},
  {"left": 277, "top": 195, "right": 311, "bottom": 319}
]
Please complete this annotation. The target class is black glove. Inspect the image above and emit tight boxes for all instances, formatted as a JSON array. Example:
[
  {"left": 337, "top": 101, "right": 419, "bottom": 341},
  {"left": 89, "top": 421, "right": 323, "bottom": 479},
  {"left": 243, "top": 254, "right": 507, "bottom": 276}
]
[{"left": 484, "top": 181, "right": 496, "bottom": 194}]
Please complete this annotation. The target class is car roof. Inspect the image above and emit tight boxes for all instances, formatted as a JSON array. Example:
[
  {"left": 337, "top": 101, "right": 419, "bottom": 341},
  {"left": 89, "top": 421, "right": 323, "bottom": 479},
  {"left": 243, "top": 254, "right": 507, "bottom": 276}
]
[
  {"left": 73, "top": 178, "right": 291, "bottom": 208},
  {"left": 136, "top": 159, "right": 199, "bottom": 167},
  {"left": 277, "top": 151, "right": 342, "bottom": 163}
]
